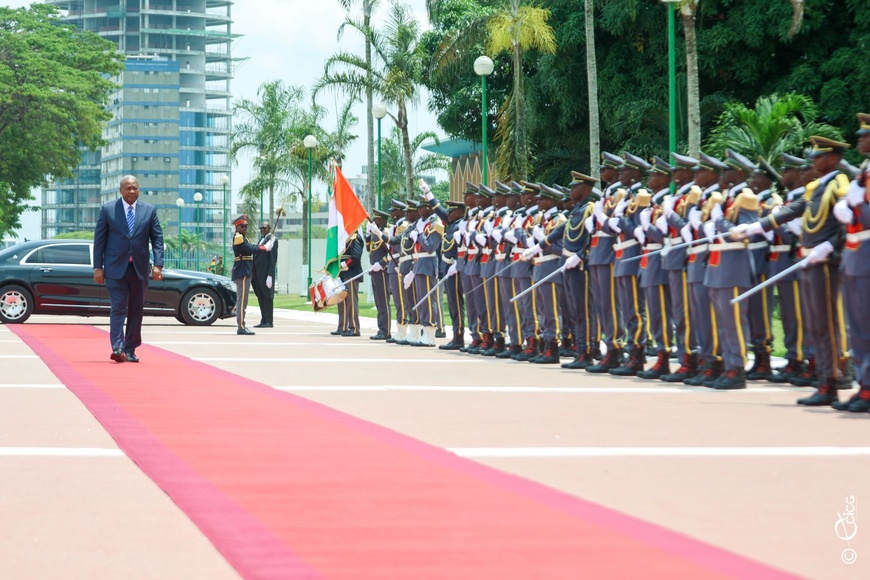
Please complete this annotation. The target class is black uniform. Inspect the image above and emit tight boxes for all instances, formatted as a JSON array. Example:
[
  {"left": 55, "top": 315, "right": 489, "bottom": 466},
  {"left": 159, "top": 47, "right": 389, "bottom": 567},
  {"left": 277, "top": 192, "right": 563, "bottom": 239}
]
[
  {"left": 338, "top": 234, "right": 363, "bottom": 335},
  {"left": 252, "top": 231, "right": 278, "bottom": 326}
]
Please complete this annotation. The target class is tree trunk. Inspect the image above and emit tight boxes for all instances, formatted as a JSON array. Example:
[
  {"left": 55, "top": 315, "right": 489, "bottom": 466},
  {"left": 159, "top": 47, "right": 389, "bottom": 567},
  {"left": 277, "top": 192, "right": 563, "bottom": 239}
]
[
  {"left": 398, "top": 100, "right": 414, "bottom": 198},
  {"left": 683, "top": 3, "right": 701, "bottom": 157},
  {"left": 584, "top": 0, "right": 600, "bottom": 181},
  {"left": 513, "top": 41, "right": 528, "bottom": 181},
  {"left": 364, "top": 6, "right": 376, "bottom": 211}
]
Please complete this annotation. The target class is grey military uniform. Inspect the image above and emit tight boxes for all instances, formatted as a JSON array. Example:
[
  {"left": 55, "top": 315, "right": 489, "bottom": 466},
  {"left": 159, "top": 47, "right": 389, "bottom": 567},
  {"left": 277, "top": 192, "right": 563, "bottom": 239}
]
[
  {"left": 367, "top": 229, "right": 392, "bottom": 337},
  {"left": 413, "top": 215, "right": 443, "bottom": 328}
]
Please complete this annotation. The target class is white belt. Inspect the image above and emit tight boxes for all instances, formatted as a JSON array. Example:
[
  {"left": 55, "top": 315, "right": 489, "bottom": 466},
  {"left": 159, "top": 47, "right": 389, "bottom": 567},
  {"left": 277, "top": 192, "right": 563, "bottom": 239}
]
[
  {"left": 711, "top": 242, "right": 746, "bottom": 252},
  {"left": 412, "top": 252, "right": 436, "bottom": 259},
  {"left": 467, "top": 248, "right": 479, "bottom": 255},
  {"left": 645, "top": 243, "right": 663, "bottom": 251},
  {"left": 398, "top": 255, "right": 413, "bottom": 263},
  {"left": 495, "top": 253, "right": 507, "bottom": 261},
  {"left": 747, "top": 241, "right": 768, "bottom": 251},
  {"left": 562, "top": 249, "right": 578, "bottom": 257},
  {"left": 511, "top": 246, "right": 524, "bottom": 255},
  {"left": 441, "top": 256, "right": 455, "bottom": 264},
  {"left": 613, "top": 239, "right": 639, "bottom": 251},
  {"left": 593, "top": 232, "right": 612, "bottom": 238},
  {"left": 770, "top": 244, "right": 791, "bottom": 253},
  {"left": 846, "top": 230, "right": 870, "bottom": 243},
  {"left": 458, "top": 245, "right": 467, "bottom": 253},
  {"left": 688, "top": 244, "right": 708, "bottom": 255},
  {"left": 533, "top": 254, "right": 559, "bottom": 265},
  {"left": 668, "top": 236, "right": 682, "bottom": 244},
  {"left": 481, "top": 248, "right": 492, "bottom": 255}
]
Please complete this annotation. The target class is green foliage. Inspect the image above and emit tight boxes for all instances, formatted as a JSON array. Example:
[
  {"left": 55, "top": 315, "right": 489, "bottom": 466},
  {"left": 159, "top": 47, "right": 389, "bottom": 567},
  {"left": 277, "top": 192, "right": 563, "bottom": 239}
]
[
  {"left": 53, "top": 231, "right": 94, "bottom": 240},
  {"left": 430, "top": 181, "right": 450, "bottom": 204},
  {"left": 0, "top": 4, "right": 123, "bottom": 238},
  {"left": 375, "top": 126, "right": 449, "bottom": 207}
]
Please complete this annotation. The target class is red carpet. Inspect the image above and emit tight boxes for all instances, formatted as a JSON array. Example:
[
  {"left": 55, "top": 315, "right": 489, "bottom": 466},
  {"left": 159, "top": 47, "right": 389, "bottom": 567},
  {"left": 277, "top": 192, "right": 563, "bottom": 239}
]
[{"left": 12, "top": 324, "right": 796, "bottom": 579}]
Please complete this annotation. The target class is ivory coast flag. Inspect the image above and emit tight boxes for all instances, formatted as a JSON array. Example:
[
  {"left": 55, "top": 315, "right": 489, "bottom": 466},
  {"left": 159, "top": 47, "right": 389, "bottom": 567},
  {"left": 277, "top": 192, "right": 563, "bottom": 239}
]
[{"left": 325, "top": 164, "right": 369, "bottom": 278}]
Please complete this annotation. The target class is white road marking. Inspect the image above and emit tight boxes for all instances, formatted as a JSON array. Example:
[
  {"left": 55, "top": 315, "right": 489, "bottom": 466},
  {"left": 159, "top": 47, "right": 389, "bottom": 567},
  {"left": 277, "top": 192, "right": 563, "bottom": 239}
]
[
  {"left": 0, "top": 384, "right": 64, "bottom": 389},
  {"left": 152, "top": 341, "right": 379, "bottom": 346},
  {"left": 450, "top": 447, "right": 870, "bottom": 458},
  {"left": 0, "top": 447, "right": 125, "bottom": 457},
  {"left": 200, "top": 357, "right": 480, "bottom": 363},
  {"left": 276, "top": 385, "right": 800, "bottom": 393}
]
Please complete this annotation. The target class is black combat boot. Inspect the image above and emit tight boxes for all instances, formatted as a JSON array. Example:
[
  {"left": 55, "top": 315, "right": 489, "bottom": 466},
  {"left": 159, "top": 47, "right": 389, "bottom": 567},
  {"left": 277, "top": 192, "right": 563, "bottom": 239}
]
[
  {"left": 767, "top": 358, "right": 802, "bottom": 383},
  {"left": 534, "top": 339, "right": 561, "bottom": 364},
  {"left": 562, "top": 352, "right": 594, "bottom": 370},
  {"left": 482, "top": 336, "right": 506, "bottom": 356},
  {"left": 661, "top": 353, "right": 698, "bottom": 383},
  {"left": 797, "top": 380, "right": 838, "bottom": 406},
  {"left": 712, "top": 367, "right": 746, "bottom": 390},
  {"left": 746, "top": 349, "right": 772, "bottom": 381},
  {"left": 439, "top": 332, "right": 465, "bottom": 350},
  {"left": 586, "top": 348, "right": 622, "bottom": 373},
  {"left": 609, "top": 346, "right": 645, "bottom": 377},
  {"left": 513, "top": 337, "right": 538, "bottom": 361},
  {"left": 790, "top": 358, "right": 817, "bottom": 387},
  {"left": 832, "top": 387, "right": 870, "bottom": 412},
  {"left": 638, "top": 352, "right": 671, "bottom": 380},
  {"left": 496, "top": 343, "right": 523, "bottom": 359}
]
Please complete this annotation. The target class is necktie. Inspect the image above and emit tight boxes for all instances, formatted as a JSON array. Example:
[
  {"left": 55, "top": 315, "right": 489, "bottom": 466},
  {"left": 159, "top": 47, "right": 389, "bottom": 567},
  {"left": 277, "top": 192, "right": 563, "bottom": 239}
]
[{"left": 127, "top": 206, "right": 135, "bottom": 235}]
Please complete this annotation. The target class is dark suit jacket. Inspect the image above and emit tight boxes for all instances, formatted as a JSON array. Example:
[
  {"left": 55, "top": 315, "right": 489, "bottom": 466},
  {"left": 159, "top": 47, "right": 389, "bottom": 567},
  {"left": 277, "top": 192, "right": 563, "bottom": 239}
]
[
  {"left": 253, "top": 232, "right": 278, "bottom": 295},
  {"left": 93, "top": 199, "right": 164, "bottom": 280}
]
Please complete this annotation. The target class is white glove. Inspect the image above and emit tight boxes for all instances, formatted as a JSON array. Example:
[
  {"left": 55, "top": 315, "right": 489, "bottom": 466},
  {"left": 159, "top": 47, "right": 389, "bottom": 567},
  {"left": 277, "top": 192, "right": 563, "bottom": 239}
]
[
  {"left": 492, "top": 229, "right": 503, "bottom": 244},
  {"left": 802, "top": 241, "right": 834, "bottom": 267},
  {"left": 410, "top": 230, "right": 419, "bottom": 242},
  {"left": 833, "top": 199, "right": 853, "bottom": 224},
  {"left": 512, "top": 215, "right": 525, "bottom": 229},
  {"left": 403, "top": 271, "right": 415, "bottom": 289},
  {"left": 464, "top": 231, "right": 472, "bottom": 245},
  {"left": 416, "top": 220, "right": 425, "bottom": 233},
  {"left": 446, "top": 263, "right": 458, "bottom": 277},
  {"left": 786, "top": 219, "right": 803, "bottom": 237},
  {"left": 458, "top": 220, "right": 468, "bottom": 234},
  {"left": 468, "top": 219, "right": 478, "bottom": 232},
  {"left": 564, "top": 253, "right": 582, "bottom": 270},
  {"left": 655, "top": 215, "right": 668, "bottom": 233},
  {"left": 593, "top": 199, "right": 604, "bottom": 217},
  {"left": 418, "top": 179, "right": 434, "bottom": 201},
  {"left": 607, "top": 217, "right": 622, "bottom": 233},
  {"left": 662, "top": 196, "right": 675, "bottom": 218},
  {"left": 263, "top": 238, "right": 275, "bottom": 251},
  {"left": 340, "top": 262, "right": 348, "bottom": 272},
  {"left": 688, "top": 207, "right": 702, "bottom": 230},
  {"left": 387, "top": 226, "right": 396, "bottom": 237},
  {"left": 847, "top": 179, "right": 866, "bottom": 207},
  {"left": 633, "top": 225, "right": 645, "bottom": 245},
  {"left": 522, "top": 244, "right": 540, "bottom": 261},
  {"left": 680, "top": 223, "right": 693, "bottom": 244},
  {"left": 731, "top": 222, "right": 764, "bottom": 237},
  {"left": 474, "top": 232, "right": 487, "bottom": 246},
  {"left": 639, "top": 208, "right": 652, "bottom": 229},
  {"left": 484, "top": 219, "right": 494, "bottom": 234},
  {"left": 585, "top": 216, "right": 595, "bottom": 233},
  {"left": 504, "top": 230, "right": 518, "bottom": 244},
  {"left": 614, "top": 197, "right": 629, "bottom": 218},
  {"left": 452, "top": 230, "right": 461, "bottom": 244},
  {"left": 703, "top": 221, "right": 717, "bottom": 240},
  {"left": 366, "top": 221, "right": 380, "bottom": 235},
  {"left": 709, "top": 203, "right": 723, "bottom": 222},
  {"left": 370, "top": 262, "right": 383, "bottom": 273},
  {"left": 532, "top": 225, "right": 545, "bottom": 242},
  {"left": 266, "top": 275, "right": 272, "bottom": 289}
]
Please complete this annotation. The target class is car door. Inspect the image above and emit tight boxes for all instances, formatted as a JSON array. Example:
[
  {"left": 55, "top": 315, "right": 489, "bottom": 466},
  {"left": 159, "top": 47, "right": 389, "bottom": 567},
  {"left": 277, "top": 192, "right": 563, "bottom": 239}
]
[{"left": 25, "top": 243, "right": 107, "bottom": 313}]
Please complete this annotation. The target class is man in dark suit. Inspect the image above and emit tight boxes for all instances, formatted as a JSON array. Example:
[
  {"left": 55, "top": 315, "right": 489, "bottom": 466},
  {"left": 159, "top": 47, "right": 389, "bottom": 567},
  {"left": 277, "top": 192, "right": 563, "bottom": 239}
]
[
  {"left": 93, "top": 175, "right": 165, "bottom": 363},
  {"left": 252, "top": 220, "right": 278, "bottom": 328}
]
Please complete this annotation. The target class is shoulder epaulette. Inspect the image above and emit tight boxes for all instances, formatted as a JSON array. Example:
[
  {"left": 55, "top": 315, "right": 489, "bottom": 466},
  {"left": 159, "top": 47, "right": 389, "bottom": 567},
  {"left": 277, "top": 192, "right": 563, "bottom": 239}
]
[{"left": 233, "top": 232, "right": 244, "bottom": 245}]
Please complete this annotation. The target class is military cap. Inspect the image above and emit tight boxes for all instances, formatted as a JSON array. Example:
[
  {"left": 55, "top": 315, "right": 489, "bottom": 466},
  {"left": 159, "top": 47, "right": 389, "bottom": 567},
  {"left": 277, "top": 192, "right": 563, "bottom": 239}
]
[
  {"left": 856, "top": 113, "right": 870, "bottom": 135},
  {"left": 672, "top": 153, "right": 699, "bottom": 170},
  {"left": 808, "top": 136, "right": 851, "bottom": 158},
  {"left": 372, "top": 209, "right": 390, "bottom": 219},
  {"left": 601, "top": 151, "right": 624, "bottom": 169},
  {"left": 569, "top": 171, "right": 597, "bottom": 186},
  {"left": 753, "top": 156, "right": 782, "bottom": 184},
  {"left": 724, "top": 149, "right": 755, "bottom": 174},
  {"left": 521, "top": 181, "right": 542, "bottom": 193},
  {"left": 494, "top": 181, "right": 512, "bottom": 195},
  {"left": 650, "top": 156, "right": 674, "bottom": 175},
  {"left": 477, "top": 184, "right": 495, "bottom": 198},
  {"left": 509, "top": 180, "right": 526, "bottom": 194},
  {"left": 390, "top": 199, "right": 408, "bottom": 210},
  {"left": 446, "top": 200, "right": 466, "bottom": 210},
  {"left": 463, "top": 181, "right": 479, "bottom": 195},
  {"left": 539, "top": 184, "right": 562, "bottom": 201},
  {"left": 622, "top": 152, "right": 652, "bottom": 172},
  {"left": 781, "top": 153, "right": 809, "bottom": 169},
  {"left": 698, "top": 151, "right": 728, "bottom": 172},
  {"left": 232, "top": 215, "right": 248, "bottom": 227},
  {"left": 404, "top": 199, "right": 421, "bottom": 209}
]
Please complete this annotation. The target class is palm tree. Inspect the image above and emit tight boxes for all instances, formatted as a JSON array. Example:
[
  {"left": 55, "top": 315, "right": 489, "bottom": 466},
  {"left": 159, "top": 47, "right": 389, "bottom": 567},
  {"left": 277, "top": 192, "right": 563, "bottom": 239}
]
[
  {"left": 584, "top": 0, "right": 600, "bottom": 180},
  {"left": 705, "top": 93, "right": 843, "bottom": 164},
  {"left": 377, "top": 127, "right": 448, "bottom": 198},
  {"left": 324, "top": 98, "right": 360, "bottom": 170},
  {"left": 335, "top": 0, "right": 381, "bottom": 209},
  {"left": 426, "top": 0, "right": 556, "bottom": 180}
]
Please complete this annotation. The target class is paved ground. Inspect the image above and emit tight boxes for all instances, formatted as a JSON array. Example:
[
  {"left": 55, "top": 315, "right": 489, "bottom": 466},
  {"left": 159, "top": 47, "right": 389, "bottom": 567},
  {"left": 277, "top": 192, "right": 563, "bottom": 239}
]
[{"left": 2, "top": 311, "right": 868, "bottom": 579}]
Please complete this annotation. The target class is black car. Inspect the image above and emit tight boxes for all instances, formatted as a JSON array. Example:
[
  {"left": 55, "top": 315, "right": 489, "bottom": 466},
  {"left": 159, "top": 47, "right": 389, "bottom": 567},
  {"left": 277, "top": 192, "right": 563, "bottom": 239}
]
[{"left": 0, "top": 240, "right": 237, "bottom": 326}]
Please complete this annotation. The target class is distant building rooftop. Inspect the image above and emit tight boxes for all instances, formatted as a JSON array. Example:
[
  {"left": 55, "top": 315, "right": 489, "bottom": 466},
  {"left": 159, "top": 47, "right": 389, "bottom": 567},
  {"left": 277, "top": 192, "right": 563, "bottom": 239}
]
[{"left": 421, "top": 138, "right": 482, "bottom": 159}]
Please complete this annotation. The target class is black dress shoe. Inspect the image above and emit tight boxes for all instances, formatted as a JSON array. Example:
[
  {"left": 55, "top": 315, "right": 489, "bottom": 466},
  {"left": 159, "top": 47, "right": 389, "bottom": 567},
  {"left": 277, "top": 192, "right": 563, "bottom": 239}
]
[
  {"left": 237, "top": 327, "right": 255, "bottom": 335},
  {"left": 330, "top": 330, "right": 344, "bottom": 336},
  {"left": 342, "top": 330, "right": 361, "bottom": 337},
  {"left": 435, "top": 329, "right": 447, "bottom": 338},
  {"left": 110, "top": 348, "right": 127, "bottom": 363},
  {"left": 125, "top": 351, "right": 139, "bottom": 363},
  {"left": 254, "top": 322, "right": 273, "bottom": 328},
  {"left": 370, "top": 333, "right": 389, "bottom": 340}
]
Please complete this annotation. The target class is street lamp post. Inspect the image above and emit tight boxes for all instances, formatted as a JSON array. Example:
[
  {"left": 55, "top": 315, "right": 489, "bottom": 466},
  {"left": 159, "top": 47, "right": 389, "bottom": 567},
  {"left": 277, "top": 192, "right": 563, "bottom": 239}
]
[
  {"left": 372, "top": 103, "right": 387, "bottom": 211},
  {"left": 220, "top": 174, "right": 229, "bottom": 274},
  {"left": 175, "top": 197, "right": 185, "bottom": 269},
  {"left": 304, "top": 135, "right": 318, "bottom": 291},
  {"left": 194, "top": 191, "right": 203, "bottom": 271},
  {"left": 474, "top": 55, "right": 494, "bottom": 186}
]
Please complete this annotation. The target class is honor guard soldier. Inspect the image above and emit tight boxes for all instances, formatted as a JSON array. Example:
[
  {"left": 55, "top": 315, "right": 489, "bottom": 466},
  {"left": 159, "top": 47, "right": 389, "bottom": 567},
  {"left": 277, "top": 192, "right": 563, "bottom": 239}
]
[
  {"left": 231, "top": 215, "right": 275, "bottom": 335},
  {"left": 252, "top": 220, "right": 278, "bottom": 328},
  {"left": 410, "top": 200, "right": 444, "bottom": 346},
  {"left": 493, "top": 182, "right": 524, "bottom": 358},
  {"left": 439, "top": 200, "right": 467, "bottom": 350},
  {"left": 385, "top": 199, "right": 408, "bottom": 343},
  {"left": 397, "top": 200, "right": 422, "bottom": 344},
  {"left": 521, "top": 184, "right": 566, "bottom": 363},
  {"left": 831, "top": 114, "right": 870, "bottom": 412},
  {"left": 468, "top": 185, "right": 495, "bottom": 353},
  {"left": 722, "top": 149, "right": 755, "bottom": 199},
  {"left": 337, "top": 231, "right": 363, "bottom": 336},
  {"left": 460, "top": 183, "right": 485, "bottom": 352},
  {"left": 366, "top": 210, "right": 393, "bottom": 340},
  {"left": 504, "top": 181, "right": 541, "bottom": 360},
  {"left": 478, "top": 184, "right": 511, "bottom": 355},
  {"left": 732, "top": 137, "right": 852, "bottom": 403},
  {"left": 637, "top": 157, "right": 675, "bottom": 379}
]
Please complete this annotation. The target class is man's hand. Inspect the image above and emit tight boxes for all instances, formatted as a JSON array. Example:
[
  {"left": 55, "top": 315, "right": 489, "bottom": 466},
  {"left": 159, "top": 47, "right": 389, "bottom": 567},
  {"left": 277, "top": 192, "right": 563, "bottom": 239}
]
[
  {"left": 453, "top": 230, "right": 462, "bottom": 244},
  {"left": 564, "top": 253, "right": 582, "bottom": 270},
  {"left": 410, "top": 230, "right": 419, "bottom": 242},
  {"left": 662, "top": 195, "right": 675, "bottom": 218},
  {"left": 366, "top": 221, "right": 380, "bottom": 236},
  {"left": 607, "top": 217, "right": 621, "bottom": 233},
  {"left": 151, "top": 266, "right": 163, "bottom": 281},
  {"left": 614, "top": 196, "right": 629, "bottom": 218},
  {"left": 94, "top": 268, "right": 105, "bottom": 284},
  {"left": 504, "top": 230, "right": 518, "bottom": 244},
  {"left": 416, "top": 220, "right": 425, "bottom": 233},
  {"left": 266, "top": 275, "right": 272, "bottom": 289},
  {"left": 340, "top": 261, "right": 349, "bottom": 272},
  {"left": 833, "top": 199, "right": 854, "bottom": 224},
  {"left": 403, "top": 271, "right": 415, "bottom": 289},
  {"left": 532, "top": 225, "right": 545, "bottom": 242},
  {"left": 418, "top": 179, "right": 434, "bottom": 201},
  {"left": 680, "top": 223, "right": 693, "bottom": 244},
  {"left": 263, "top": 238, "right": 276, "bottom": 251},
  {"left": 847, "top": 179, "right": 866, "bottom": 207},
  {"left": 521, "top": 244, "right": 540, "bottom": 261},
  {"left": 633, "top": 225, "right": 645, "bottom": 245},
  {"left": 655, "top": 215, "right": 668, "bottom": 234},
  {"left": 729, "top": 222, "right": 763, "bottom": 241},
  {"left": 709, "top": 203, "right": 723, "bottom": 222},
  {"left": 639, "top": 208, "right": 652, "bottom": 229},
  {"left": 703, "top": 221, "right": 716, "bottom": 240},
  {"left": 458, "top": 220, "right": 468, "bottom": 234},
  {"left": 802, "top": 241, "right": 834, "bottom": 267},
  {"left": 688, "top": 207, "right": 702, "bottom": 230},
  {"left": 370, "top": 262, "right": 383, "bottom": 273},
  {"left": 474, "top": 232, "right": 487, "bottom": 247},
  {"left": 585, "top": 216, "right": 595, "bottom": 233},
  {"left": 446, "top": 263, "right": 458, "bottom": 278},
  {"left": 786, "top": 219, "right": 802, "bottom": 237},
  {"left": 484, "top": 219, "right": 494, "bottom": 234},
  {"left": 492, "top": 229, "right": 503, "bottom": 244}
]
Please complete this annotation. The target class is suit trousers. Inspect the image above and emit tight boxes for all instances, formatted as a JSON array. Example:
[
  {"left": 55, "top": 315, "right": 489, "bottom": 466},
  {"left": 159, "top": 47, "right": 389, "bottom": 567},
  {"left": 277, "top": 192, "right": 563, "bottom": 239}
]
[
  {"left": 251, "top": 277, "right": 274, "bottom": 324},
  {"left": 339, "top": 279, "right": 360, "bottom": 333},
  {"left": 234, "top": 275, "right": 252, "bottom": 330},
  {"left": 802, "top": 263, "right": 843, "bottom": 381},
  {"left": 105, "top": 262, "right": 148, "bottom": 351},
  {"left": 710, "top": 286, "right": 750, "bottom": 371},
  {"left": 844, "top": 274, "right": 870, "bottom": 386},
  {"left": 370, "top": 269, "right": 391, "bottom": 336}
]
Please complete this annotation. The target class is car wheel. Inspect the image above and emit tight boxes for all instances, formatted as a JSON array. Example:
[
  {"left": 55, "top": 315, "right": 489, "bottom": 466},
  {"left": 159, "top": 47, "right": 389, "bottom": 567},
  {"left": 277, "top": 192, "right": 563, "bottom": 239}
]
[
  {"left": 0, "top": 284, "right": 34, "bottom": 324},
  {"left": 180, "top": 287, "right": 221, "bottom": 326}
]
